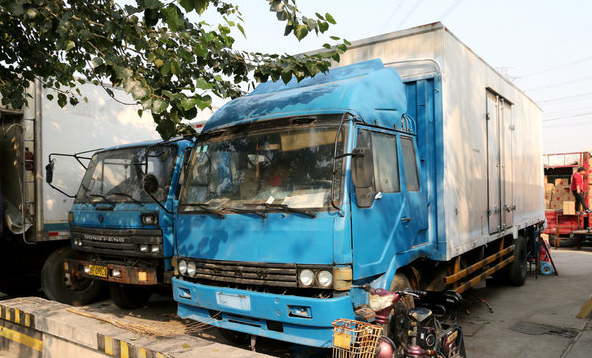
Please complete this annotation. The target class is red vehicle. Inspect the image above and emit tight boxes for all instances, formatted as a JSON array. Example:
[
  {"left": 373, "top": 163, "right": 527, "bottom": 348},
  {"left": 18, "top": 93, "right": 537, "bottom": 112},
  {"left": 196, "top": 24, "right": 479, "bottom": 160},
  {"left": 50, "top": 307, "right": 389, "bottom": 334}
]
[{"left": 543, "top": 152, "right": 592, "bottom": 248}]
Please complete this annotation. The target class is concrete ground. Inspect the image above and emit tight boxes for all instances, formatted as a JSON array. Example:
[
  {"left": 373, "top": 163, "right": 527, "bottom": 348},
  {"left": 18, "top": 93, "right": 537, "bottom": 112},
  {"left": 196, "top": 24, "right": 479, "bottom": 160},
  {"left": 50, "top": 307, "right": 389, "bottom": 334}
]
[
  {"left": 1, "top": 247, "right": 591, "bottom": 357},
  {"left": 459, "top": 247, "right": 592, "bottom": 358}
]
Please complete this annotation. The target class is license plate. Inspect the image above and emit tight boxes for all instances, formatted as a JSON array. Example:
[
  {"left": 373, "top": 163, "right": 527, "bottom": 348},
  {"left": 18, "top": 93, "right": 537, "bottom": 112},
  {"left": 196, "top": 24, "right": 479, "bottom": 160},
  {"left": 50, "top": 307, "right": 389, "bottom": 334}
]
[
  {"left": 333, "top": 332, "right": 351, "bottom": 350},
  {"left": 88, "top": 264, "right": 108, "bottom": 278},
  {"left": 216, "top": 292, "right": 251, "bottom": 311}
]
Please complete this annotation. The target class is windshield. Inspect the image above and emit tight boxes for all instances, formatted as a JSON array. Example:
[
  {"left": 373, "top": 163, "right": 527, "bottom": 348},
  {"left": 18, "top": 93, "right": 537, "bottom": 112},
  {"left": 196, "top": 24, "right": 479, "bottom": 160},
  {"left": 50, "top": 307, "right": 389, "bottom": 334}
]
[
  {"left": 75, "top": 145, "right": 177, "bottom": 203},
  {"left": 179, "top": 117, "right": 346, "bottom": 213}
]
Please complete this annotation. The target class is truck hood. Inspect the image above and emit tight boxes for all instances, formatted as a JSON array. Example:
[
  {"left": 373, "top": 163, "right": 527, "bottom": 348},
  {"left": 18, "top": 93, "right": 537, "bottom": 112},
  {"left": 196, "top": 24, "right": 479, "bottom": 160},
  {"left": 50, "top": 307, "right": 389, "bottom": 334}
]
[{"left": 175, "top": 212, "right": 337, "bottom": 264}]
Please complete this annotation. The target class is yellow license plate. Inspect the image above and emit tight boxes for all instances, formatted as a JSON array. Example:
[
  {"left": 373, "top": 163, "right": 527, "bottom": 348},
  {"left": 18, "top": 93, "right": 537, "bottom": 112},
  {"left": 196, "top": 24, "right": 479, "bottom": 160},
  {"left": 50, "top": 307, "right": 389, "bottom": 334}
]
[
  {"left": 334, "top": 332, "right": 351, "bottom": 350},
  {"left": 88, "top": 265, "right": 108, "bottom": 278}
]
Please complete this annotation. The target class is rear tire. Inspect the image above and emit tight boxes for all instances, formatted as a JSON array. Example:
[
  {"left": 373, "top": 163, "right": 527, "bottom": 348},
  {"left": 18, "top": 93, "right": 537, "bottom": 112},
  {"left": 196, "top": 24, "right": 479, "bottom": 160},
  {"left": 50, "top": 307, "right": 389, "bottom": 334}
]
[
  {"left": 506, "top": 236, "right": 527, "bottom": 286},
  {"left": 108, "top": 283, "right": 152, "bottom": 309},
  {"left": 41, "top": 246, "right": 105, "bottom": 306}
]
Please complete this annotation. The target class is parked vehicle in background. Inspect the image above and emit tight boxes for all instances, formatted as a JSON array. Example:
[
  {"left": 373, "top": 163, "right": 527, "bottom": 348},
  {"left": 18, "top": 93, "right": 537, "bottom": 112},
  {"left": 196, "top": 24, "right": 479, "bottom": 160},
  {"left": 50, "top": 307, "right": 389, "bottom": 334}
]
[
  {"left": 56, "top": 138, "right": 194, "bottom": 309},
  {"left": 171, "top": 22, "right": 545, "bottom": 349},
  {"left": 543, "top": 151, "right": 592, "bottom": 248},
  {"left": 0, "top": 79, "right": 160, "bottom": 303}
]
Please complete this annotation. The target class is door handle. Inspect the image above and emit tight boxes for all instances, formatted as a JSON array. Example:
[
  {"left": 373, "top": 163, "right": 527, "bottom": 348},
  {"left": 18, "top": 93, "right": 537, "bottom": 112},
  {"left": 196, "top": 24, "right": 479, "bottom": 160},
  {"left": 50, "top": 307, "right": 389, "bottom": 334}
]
[{"left": 401, "top": 217, "right": 412, "bottom": 223}]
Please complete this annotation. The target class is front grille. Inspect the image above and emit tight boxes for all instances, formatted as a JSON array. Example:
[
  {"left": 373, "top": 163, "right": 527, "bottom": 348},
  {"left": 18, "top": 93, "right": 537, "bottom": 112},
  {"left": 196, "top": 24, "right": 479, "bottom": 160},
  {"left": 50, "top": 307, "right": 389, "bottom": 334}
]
[
  {"left": 70, "top": 226, "right": 163, "bottom": 258},
  {"left": 183, "top": 258, "right": 298, "bottom": 287}
]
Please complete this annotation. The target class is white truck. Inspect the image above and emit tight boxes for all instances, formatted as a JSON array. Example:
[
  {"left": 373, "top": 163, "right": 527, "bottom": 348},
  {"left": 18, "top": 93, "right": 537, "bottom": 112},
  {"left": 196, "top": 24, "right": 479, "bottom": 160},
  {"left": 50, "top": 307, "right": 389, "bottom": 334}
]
[{"left": 0, "top": 80, "right": 160, "bottom": 302}]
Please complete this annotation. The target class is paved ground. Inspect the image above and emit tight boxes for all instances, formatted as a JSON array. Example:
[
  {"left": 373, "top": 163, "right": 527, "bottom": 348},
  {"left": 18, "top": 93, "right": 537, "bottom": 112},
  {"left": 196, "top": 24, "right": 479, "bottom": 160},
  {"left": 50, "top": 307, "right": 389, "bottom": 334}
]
[
  {"left": 459, "top": 247, "right": 592, "bottom": 358},
  {"left": 1, "top": 247, "right": 591, "bottom": 357}
]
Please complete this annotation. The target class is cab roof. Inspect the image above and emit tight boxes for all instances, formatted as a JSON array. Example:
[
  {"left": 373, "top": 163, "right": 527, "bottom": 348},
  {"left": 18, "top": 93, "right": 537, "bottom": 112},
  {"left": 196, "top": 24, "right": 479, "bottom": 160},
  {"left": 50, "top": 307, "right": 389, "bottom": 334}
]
[{"left": 202, "top": 59, "right": 407, "bottom": 132}]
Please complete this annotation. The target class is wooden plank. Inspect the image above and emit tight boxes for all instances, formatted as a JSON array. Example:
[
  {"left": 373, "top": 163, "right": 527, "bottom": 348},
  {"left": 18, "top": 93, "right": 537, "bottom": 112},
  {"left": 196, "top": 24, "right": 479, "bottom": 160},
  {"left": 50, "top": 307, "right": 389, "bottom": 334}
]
[{"left": 576, "top": 295, "right": 592, "bottom": 319}]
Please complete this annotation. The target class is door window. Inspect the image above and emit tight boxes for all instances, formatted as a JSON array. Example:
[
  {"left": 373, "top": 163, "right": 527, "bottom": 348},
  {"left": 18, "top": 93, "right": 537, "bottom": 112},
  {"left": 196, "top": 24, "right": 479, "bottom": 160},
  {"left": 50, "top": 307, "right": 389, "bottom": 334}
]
[{"left": 401, "top": 136, "right": 420, "bottom": 191}]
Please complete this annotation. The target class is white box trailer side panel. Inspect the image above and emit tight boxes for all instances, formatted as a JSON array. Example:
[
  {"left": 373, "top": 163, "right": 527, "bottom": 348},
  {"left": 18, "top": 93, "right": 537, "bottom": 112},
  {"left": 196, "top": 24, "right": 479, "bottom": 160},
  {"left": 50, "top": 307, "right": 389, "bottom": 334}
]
[
  {"left": 335, "top": 23, "right": 544, "bottom": 261},
  {"left": 40, "top": 83, "right": 160, "bottom": 230},
  {"left": 440, "top": 29, "right": 544, "bottom": 259}
]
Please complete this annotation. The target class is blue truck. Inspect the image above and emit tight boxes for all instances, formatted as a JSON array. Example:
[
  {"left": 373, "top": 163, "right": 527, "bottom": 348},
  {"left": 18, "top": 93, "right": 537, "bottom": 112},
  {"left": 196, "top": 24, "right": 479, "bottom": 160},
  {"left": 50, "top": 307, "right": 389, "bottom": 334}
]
[
  {"left": 55, "top": 138, "right": 193, "bottom": 308},
  {"left": 171, "top": 24, "right": 544, "bottom": 348}
]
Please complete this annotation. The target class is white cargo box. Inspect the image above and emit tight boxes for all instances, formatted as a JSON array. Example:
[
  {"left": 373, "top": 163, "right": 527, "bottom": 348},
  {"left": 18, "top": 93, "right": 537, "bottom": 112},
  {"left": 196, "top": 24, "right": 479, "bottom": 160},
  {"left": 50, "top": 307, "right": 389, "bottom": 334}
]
[{"left": 335, "top": 22, "right": 544, "bottom": 260}]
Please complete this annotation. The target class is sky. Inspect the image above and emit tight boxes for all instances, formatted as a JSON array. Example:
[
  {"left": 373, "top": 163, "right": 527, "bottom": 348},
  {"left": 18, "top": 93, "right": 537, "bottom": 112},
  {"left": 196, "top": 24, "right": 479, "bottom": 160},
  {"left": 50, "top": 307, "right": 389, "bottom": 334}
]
[{"left": 197, "top": 0, "right": 592, "bottom": 154}]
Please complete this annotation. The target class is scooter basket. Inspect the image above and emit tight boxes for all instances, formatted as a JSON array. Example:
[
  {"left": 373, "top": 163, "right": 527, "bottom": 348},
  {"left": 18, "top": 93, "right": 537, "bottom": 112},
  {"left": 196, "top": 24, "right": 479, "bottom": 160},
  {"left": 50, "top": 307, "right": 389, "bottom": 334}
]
[{"left": 332, "top": 318, "right": 383, "bottom": 358}]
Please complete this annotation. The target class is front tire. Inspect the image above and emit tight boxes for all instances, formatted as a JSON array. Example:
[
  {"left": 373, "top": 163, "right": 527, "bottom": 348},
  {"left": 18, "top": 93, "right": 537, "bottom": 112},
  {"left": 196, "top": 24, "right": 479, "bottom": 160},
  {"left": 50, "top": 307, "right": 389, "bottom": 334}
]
[
  {"left": 385, "top": 273, "right": 414, "bottom": 349},
  {"left": 41, "top": 246, "right": 105, "bottom": 306},
  {"left": 108, "top": 283, "right": 152, "bottom": 309},
  {"left": 217, "top": 328, "right": 251, "bottom": 345}
]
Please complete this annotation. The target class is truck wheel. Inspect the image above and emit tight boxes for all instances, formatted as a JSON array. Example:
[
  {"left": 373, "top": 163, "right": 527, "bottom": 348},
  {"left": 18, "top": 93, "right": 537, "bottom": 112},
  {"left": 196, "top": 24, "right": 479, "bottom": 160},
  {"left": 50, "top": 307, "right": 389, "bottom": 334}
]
[
  {"left": 385, "top": 273, "right": 414, "bottom": 348},
  {"left": 108, "top": 283, "right": 152, "bottom": 310},
  {"left": 217, "top": 328, "right": 251, "bottom": 345},
  {"left": 41, "top": 246, "right": 105, "bottom": 306},
  {"left": 506, "top": 236, "right": 527, "bottom": 286}
]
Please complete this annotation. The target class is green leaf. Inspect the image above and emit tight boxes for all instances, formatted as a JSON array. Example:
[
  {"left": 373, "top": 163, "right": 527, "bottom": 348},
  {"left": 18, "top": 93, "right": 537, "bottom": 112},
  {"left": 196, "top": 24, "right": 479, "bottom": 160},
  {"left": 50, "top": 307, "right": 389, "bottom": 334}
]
[
  {"left": 144, "top": 0, "right": 163, "bottom": 10},
  {"left": 194, "top": 95, "right": 212, "bottom": 110},
  {"left": 237, "top": 23, "right": 246, "bottom": 38},
  {"left": 46, "top": 94, "right": 54, "bottom": 101},
  {"left": 162, "top": 5, "right": 186, "bottom": 32},
  {"left": 294, "top": 25, "right": 308, "bottom": 41},
  {"left": 281, "top": 71, "right": 292, "bottom": 84},
  {"left": 325, "top": 13, "right": 336, "bottom": 24},
  {"left": 315, "top": 12, "right": 325, "bottom": 20},
  {"left": 319, "top": 21, "right": 329, "bottom": 33},
  {"left": 152, "top": 99, "right": 168, "bottom": 114},
  {"left": 171, "top": 61, "right": 181, "bottom": 75},
  {"left": 162, "top": 62, "right": 171, "bottom": 76},
  {"left": 195, "top": 77, "right": 213, "bottom": 90},
  {"left": 154, "top": 58, "right": 164, "bottom": 67},
  {"left": 65, "top": 41, "right": 75, "bottom": 51},
  {"left": 180, "top": 97, "right": 194, "bottom": 111},
  {"left": 57, "top": 93, "right": 67, "bottom": 107}
]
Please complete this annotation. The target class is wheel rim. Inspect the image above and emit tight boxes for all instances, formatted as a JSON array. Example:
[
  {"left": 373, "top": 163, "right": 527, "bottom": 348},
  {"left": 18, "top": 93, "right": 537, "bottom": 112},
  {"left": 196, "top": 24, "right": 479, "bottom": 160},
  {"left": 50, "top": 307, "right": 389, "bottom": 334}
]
[{"left": 63, "top": 272, "right": 94, "bottom": 292}]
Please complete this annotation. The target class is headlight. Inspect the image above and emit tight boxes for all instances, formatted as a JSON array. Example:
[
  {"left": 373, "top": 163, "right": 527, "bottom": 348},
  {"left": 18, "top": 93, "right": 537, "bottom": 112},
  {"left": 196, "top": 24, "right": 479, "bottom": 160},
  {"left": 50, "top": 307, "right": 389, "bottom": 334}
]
[
  {"left": 187, "top": 262, "right": 196, "bottom": 277},
  {"left": 141, "top": 213, "right": 158, "bottom": 225},
  {"left": 140, "top": 244, "right": 149, "bottom": 252},
  {"left": 299, "top": 269, "right": 314, "bottom": 287},
  {"left": 317, "top": 270, "right": 333, "bottom": 288},
  {"left": 178, "top": 260, "right": 187, "bottom": 275},
  {"left": 112, "top": 269, "right": 121, "bottom": 277},
  {"left": 151, "top": 245, "right": 160, "bottom": 253}
]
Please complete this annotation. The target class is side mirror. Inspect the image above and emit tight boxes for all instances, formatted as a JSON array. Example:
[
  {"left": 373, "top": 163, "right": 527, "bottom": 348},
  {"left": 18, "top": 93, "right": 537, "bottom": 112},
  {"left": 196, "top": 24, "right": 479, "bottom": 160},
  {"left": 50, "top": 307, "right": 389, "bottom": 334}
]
[
  {"left": 351, "top": 147, "right": 376, "bottom": 208},
  {"left": 143, "top": 174, "right": 159, "bottom": 194},
  {"left": 45, "top": 160, "right": 55, "bottom": 184}
]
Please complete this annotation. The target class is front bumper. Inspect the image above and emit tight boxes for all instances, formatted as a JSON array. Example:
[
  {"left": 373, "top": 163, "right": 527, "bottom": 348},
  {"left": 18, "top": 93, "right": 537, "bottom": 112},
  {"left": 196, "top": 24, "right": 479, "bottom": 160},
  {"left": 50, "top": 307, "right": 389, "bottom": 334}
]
[
  {"left": 64, "top": 258, "right": 158, "bottom": 285},
  {"left": 173, "top": 278, "right": 355, "bottom": 347}
]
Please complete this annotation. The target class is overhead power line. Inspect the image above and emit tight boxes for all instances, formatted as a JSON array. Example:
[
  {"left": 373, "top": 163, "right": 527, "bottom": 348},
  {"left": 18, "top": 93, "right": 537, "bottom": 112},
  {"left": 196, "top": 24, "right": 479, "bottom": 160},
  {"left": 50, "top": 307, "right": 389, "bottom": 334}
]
[
  {"left": 519, "top": 55, "right": 592, "bottom": 78},
  {"left": 439, "top": 0, "right": 465, "bottom": 21}
]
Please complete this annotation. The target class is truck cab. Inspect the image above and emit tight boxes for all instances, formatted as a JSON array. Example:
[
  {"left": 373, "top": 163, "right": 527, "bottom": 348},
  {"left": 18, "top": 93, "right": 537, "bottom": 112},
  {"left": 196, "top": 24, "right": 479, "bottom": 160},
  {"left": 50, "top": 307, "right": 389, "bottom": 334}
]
[
  {"left": 172, "top": 60, "right": 434, "bottom": 347},
  {"left": 64, "top": 138, "right": 193, "bottom": 308}
]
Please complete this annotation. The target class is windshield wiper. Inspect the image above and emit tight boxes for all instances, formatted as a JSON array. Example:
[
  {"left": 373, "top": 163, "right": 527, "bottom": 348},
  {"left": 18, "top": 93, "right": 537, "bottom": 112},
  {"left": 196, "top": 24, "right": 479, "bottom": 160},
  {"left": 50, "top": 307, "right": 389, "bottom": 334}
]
[
  {"left": 222, "top": 206, "right": 267, "bottom": 219},
  {"left": 183, "top": 203, "right": 226, "bottom": 218},
  {"left": 263, "top": 203, "right": 317, "bottom": 218},
  {"left": 89, "top": 194, "right": 114, "bottom": 204},
  {"left": 109, "top": 192, "right": 144, "bottom": 206}
]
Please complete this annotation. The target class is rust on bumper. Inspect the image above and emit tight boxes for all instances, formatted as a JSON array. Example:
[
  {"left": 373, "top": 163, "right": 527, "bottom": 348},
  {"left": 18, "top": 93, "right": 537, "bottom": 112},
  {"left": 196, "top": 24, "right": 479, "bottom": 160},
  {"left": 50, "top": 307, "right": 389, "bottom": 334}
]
[{"left": 63, "top": 258, "right": 158, "bottom": 285}]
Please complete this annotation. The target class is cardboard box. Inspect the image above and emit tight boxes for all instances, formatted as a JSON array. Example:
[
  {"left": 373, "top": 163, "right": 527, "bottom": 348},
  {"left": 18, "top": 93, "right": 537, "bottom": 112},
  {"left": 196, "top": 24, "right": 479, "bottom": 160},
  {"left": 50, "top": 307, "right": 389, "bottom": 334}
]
[
  {"left": 550, "top": 201, "right": 562, "bottom": 210},
  {"left": 555, "top": 178, "right": 568, "bottom": 187},
  {"left": 545, "top": 183, "right": 555, "bottom": 192},
  {"left": 563, "top": 201, "right": 575, "bottom": 215},
  {"left": 544, "top": 193, "right": 552, "bottom": 201},
  {"left": 545, "top": 200, "right": 550, "bottom": 209}
]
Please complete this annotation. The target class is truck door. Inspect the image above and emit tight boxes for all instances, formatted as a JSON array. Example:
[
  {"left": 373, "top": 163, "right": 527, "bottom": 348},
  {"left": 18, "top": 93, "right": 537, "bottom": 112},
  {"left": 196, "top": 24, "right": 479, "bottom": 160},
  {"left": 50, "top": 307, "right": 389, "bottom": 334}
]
[
  {"left": 350, "top": 127, "right": 428, "bottom": 280},
  {"left": 487, "top": 91, "right": 514, "bottom": 233}
]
